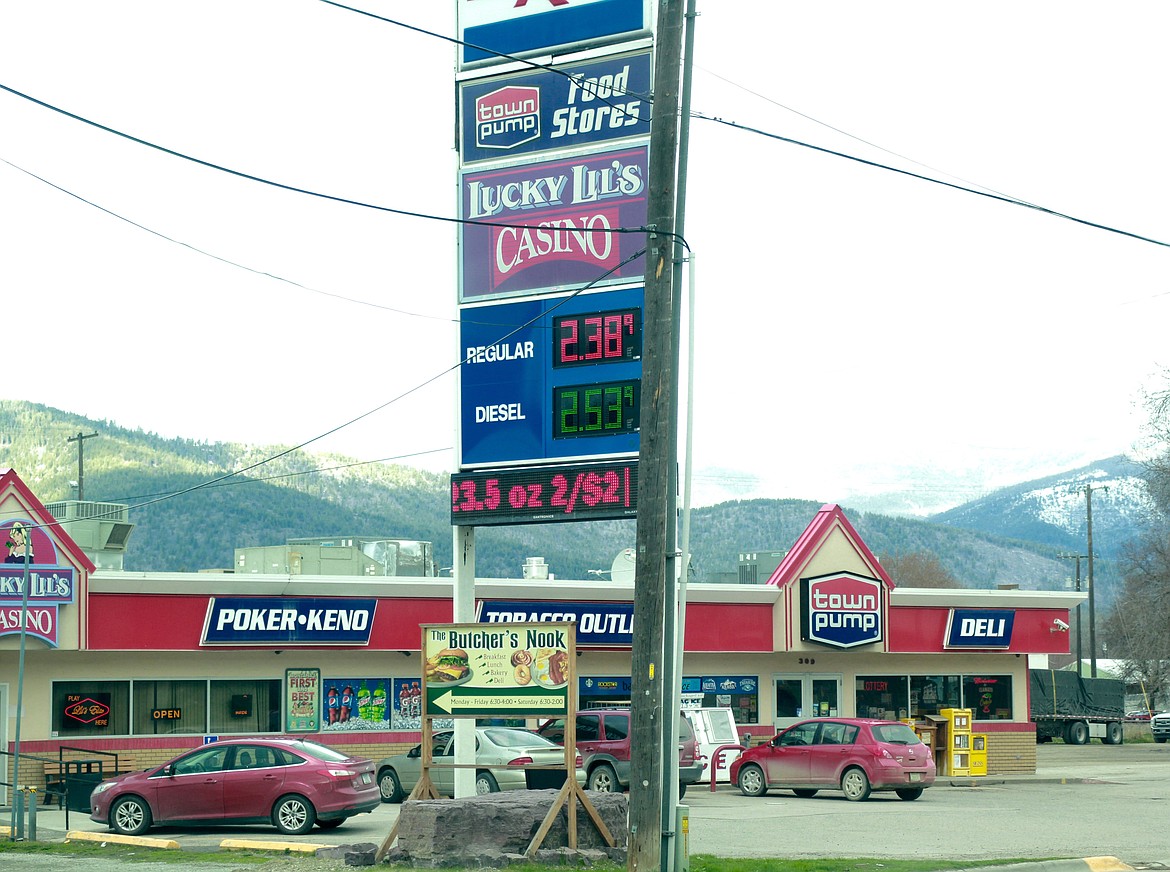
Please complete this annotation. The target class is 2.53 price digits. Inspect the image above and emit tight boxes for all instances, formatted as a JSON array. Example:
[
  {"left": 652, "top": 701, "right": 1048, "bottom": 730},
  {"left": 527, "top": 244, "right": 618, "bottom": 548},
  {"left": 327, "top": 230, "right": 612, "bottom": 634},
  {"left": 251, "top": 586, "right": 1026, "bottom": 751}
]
[{"left": 554, "top": 380, "right": 639, "bottom": 439}]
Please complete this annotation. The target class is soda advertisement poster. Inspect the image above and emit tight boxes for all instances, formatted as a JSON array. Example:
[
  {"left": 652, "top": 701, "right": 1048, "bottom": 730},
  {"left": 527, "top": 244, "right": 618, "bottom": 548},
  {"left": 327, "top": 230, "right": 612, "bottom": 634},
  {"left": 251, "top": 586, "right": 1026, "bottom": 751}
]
[
  {"left": 423, "top": 622, "right": 574, "bottom": 718},
  {"left": 284, "top": 668, "right": 321, "bottom": 733},
  {"left": 320, "top": 677, "right": 390, "bottom": 731},
  {"left": 459, "top": 146, "right": 648, "bottom": 302}
]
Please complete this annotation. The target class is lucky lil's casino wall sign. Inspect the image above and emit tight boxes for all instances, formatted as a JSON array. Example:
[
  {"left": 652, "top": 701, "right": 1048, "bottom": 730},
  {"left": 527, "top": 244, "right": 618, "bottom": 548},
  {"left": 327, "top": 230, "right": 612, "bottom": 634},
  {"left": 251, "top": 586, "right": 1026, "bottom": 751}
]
[{"left": 801, "top": 572, "right": 884, "bottom": 649}]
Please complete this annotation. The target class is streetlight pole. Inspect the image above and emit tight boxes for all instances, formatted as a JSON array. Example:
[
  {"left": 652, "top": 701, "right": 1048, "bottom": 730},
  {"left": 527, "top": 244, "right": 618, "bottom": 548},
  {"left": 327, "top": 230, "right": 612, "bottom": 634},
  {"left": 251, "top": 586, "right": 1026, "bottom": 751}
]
[{"left": 9, "top": 528, "right": 32, "bottom": 839}]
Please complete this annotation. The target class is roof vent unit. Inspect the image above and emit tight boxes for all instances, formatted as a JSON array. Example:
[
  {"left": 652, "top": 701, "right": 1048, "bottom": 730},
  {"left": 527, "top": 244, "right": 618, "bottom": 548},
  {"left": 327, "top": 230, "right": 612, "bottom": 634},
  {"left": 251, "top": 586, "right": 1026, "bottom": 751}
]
[{"left": 522, "top": 557, "right": 549, "bottom": 580}]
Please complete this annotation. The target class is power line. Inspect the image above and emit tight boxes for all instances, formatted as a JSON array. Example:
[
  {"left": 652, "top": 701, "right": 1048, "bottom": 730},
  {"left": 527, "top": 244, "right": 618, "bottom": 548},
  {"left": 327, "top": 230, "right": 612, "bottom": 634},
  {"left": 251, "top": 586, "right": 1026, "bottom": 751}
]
[{"left": 695, "top": 113, "right": 1170, "bottom": 249}]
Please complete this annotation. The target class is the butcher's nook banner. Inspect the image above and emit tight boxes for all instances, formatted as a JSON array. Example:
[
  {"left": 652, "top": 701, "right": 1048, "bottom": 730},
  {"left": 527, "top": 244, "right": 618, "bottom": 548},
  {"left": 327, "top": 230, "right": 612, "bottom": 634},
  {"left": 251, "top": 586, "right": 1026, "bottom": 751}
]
[
  {"left": 422, "top": 621, "right": 574, "bottom": 718},
  {"left": 459, "top": 145, "right": 649, "bottom": 302}
]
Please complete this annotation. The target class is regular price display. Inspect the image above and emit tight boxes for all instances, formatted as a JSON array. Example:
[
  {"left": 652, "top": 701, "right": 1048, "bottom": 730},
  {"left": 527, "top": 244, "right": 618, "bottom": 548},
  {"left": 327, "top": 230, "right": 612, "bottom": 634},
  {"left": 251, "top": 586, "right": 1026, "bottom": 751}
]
[
  {"left": 451, "top": 461, "right": 638, "bottom": 526},
  {"left": 553, "top": 379, "right": 639, "bottom": 439},
  {"left": 553, "top": 307, "right": 641, "bottom": 367}
]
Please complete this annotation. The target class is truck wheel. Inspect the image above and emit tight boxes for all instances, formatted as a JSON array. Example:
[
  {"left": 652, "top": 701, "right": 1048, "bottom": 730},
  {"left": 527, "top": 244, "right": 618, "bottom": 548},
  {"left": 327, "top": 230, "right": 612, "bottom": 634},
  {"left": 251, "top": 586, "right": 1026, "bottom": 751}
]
[
  {"left": 1102, "top": 722, "right": 1123, "bottom": 745},
  {"left": 587, "top": 763, "right": 619, "bottom": 793},
  {"left": 1064, "top": 721, "right": 1089, "bottom": 745}
]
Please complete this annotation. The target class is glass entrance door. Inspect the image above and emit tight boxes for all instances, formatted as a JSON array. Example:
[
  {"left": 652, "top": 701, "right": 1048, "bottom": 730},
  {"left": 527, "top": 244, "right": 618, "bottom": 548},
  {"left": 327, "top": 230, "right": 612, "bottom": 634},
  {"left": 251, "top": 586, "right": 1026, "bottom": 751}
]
[{"left": 772, "top": 673, "right": 842, "bottom": 729}]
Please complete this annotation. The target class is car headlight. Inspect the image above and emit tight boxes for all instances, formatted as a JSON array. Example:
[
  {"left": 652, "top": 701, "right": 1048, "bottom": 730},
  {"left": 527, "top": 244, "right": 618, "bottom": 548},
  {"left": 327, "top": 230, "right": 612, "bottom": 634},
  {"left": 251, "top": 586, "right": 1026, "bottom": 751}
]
[{"left": 92, "top": 781, "right": 116, "bottom": 795}]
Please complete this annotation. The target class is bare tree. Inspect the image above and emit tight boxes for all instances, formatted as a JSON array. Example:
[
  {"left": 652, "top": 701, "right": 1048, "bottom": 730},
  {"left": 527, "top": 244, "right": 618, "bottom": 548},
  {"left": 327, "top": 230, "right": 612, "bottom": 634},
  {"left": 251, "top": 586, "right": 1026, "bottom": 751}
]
[
  {"left": 881, "top": 551, "right": 962, "bottom": 588},
  {"left": 1100, "top": 529, "right": 1170, "bottom": 708}
]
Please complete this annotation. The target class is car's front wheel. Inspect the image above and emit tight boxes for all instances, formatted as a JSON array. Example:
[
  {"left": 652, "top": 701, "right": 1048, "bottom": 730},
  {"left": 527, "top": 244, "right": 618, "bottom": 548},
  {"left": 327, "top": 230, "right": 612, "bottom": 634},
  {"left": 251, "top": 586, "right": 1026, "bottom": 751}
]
[
  {"left": 736, "top": 764, "right": 767, "bottom": 797},
  {"left": 110, "top": 796, "right": 152, "bottom": 836},
  {"left": 840, "top": 767, "right": 871, "bottom": 802},
  {"left": 273, "top": 794, "right": 317, "bottom": 835},
  {"left": 379, "top": 768, "right": 404, "bottom": 803},
  {"left": 587, "top": 763, "right": 619, "bottom": 792}
]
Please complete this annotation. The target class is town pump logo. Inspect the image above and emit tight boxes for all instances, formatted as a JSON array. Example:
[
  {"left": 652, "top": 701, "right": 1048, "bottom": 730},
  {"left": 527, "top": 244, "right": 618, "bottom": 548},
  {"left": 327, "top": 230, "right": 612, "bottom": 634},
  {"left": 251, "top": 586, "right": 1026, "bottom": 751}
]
[{"left": 801, "top": 573, "right": 884, "bottom": 649}]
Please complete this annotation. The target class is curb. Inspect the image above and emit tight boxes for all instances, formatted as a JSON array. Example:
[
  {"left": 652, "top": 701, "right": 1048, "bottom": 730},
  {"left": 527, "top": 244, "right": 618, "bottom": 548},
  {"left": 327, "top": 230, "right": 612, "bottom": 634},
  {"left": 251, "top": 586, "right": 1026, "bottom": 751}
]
[
  {"left": 955, "top": 859, "right": 1133, "bottom": 872},
  {"left": 65, "top": 830, "right": 180, "bottom": 850},
  {"left": 220, "top": 838, "right": 336, "bottom": 854}
]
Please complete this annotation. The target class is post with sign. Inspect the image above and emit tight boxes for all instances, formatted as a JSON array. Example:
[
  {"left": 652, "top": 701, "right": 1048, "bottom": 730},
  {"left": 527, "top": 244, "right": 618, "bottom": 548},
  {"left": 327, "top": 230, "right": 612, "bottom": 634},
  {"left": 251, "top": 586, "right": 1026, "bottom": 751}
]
[{"left": 376, "top": 622, "right": 615, "bottom": 862}]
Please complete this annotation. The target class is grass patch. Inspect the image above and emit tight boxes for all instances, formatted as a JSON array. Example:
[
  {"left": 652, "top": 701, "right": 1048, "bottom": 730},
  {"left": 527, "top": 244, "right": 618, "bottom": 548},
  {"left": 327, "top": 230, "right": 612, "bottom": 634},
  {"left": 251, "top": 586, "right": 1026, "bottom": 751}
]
[{"left": 0, "top": 841, "right": 1064, "bottom": 871}]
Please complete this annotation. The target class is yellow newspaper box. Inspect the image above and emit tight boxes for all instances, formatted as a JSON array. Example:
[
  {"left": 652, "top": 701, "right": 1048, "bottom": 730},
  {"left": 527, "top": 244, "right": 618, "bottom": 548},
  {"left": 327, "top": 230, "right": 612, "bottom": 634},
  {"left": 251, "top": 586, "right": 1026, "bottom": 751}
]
[{"left": 969, "top": 733, "right": 988, "bottom": 777}]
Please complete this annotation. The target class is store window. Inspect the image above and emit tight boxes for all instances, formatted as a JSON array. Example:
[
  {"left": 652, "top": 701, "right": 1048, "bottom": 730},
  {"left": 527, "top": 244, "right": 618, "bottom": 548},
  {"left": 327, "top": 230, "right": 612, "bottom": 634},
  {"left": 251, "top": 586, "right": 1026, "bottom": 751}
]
[
  {"left": 855, "top": 675, "right": 909, "bottom": 720},
  {"left": 909, "top": 675, "right": 962, "bottom": 718},
  {"left": 52, "top": 681, "right": 130, "bottom": 737},
  {"left": 963, "top": 674, "right": 1012, "bottom": 720},
  {"left": 132, "top": 680, "right": 207, "bottom": 735},
  {"left": 682, "top": 676, "right": 759, "bottom": 725},
  {"left": 210, "top": 679, "right": 281, "bottom": 733}
]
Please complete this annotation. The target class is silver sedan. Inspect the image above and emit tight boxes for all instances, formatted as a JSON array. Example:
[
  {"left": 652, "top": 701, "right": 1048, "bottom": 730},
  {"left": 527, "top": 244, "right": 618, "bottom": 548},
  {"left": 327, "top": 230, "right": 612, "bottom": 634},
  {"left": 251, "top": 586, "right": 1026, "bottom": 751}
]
[{"left": 376, "top": 727, "right": 585, "bottom": 802}]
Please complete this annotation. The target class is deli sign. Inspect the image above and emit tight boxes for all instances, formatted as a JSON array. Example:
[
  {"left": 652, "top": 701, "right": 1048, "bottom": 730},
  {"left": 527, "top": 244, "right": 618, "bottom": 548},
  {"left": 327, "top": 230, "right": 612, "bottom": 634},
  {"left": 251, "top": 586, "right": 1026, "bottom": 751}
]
[
  {"left": 801, "top": 572, "right": 883, "bottom": 649},
  {"left": 945, "top": 608, "right": 1015, "bottom": 649}
]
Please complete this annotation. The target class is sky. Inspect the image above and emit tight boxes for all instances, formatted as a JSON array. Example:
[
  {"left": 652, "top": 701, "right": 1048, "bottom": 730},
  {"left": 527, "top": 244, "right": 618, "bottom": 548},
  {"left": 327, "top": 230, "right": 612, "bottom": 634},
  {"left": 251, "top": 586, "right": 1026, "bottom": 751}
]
[{"left": 3, "top": 1, "right": 1168, "bottom": 515}]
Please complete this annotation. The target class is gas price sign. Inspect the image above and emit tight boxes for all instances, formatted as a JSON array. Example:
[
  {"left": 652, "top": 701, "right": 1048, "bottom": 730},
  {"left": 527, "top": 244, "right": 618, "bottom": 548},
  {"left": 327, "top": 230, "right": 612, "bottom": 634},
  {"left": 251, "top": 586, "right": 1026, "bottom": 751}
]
[
  {"left": 451, "top": 460, "right": 637, "bottom": 526},
  {"left": 460, "top": 287, "right": 643, "bottom": 468}
]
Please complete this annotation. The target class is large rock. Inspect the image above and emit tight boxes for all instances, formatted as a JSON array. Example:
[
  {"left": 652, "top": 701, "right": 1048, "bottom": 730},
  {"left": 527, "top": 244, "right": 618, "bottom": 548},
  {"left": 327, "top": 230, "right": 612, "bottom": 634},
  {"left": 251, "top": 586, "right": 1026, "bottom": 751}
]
[{"left": 392, "top": 789, "right": 628, "bottom": 866}]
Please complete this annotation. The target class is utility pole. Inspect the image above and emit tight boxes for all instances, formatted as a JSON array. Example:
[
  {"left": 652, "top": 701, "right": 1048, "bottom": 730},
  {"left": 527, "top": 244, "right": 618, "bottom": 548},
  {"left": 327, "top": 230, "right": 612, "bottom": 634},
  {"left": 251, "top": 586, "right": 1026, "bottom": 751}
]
[
  {"left": 1059, "top": 553, "right": 1088, "bottom": 670},
  {"left": 1084, "top": 484, "right": 1105, "bottom": 678},
  {"left": 67, "top": 431, "right": 99, "bottom": 500},
  {"left": 629, "top": 2, "right": 686, "bottom": 871}
]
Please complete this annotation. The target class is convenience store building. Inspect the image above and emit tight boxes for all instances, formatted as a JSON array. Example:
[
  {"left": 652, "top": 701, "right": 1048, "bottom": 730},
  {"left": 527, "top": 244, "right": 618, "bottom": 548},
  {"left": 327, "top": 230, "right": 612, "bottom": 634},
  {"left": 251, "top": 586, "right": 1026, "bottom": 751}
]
[{"left": 1, "top": 469, "right": 1083, "bottom": 799}]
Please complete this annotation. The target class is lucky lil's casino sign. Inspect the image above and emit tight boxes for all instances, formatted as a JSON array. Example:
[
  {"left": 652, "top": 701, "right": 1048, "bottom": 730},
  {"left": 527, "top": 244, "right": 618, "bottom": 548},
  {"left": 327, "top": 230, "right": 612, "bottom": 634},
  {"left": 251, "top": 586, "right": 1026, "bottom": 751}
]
[
  {"left": 422, "top": 622, "right": 573, "bottom": 718},
  {"left": 459, "top": 145, "right": 649, "bottom": 302},
  {"left": 801, "top": 572, "right": 884, "bottom": 649}
]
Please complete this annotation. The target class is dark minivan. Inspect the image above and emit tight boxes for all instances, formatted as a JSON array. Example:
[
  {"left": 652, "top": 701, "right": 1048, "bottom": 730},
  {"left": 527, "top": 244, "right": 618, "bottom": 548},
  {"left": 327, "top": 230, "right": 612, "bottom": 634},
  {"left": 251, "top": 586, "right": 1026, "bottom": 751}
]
[{"left": 538, "top": 707, "right": 704, "bottom": 796}]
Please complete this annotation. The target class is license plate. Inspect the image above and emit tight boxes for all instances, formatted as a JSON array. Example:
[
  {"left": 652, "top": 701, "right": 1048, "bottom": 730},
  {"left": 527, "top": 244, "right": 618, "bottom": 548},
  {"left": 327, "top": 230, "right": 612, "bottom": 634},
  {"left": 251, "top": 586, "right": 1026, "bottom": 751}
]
[
  {"left": 361, "top": 772, "right": 372, "bottom": 784},
  {"left": 908, "top": 772, "right": 921, "bottom": 782}
]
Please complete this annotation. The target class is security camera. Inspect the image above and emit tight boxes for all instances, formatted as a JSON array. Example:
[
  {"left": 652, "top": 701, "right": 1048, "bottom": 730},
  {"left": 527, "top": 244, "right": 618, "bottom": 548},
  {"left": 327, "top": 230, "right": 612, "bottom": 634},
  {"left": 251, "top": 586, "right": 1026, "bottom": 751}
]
[{"left": 1052, "top": 618, "right": 1070, "bottom": 632}]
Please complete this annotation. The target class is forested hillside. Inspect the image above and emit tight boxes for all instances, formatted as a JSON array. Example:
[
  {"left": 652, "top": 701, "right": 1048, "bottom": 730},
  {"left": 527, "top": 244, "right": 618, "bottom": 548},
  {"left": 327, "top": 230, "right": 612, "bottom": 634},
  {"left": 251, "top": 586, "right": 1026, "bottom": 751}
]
[{"left": 0, "top": 400, "right": 1137, "bottom": 592}]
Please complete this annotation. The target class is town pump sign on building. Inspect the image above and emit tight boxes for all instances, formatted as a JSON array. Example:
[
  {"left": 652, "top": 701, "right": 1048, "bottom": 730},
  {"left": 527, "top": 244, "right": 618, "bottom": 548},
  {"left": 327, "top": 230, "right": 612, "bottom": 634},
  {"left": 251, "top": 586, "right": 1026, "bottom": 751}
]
[{"left": 422, "top": 622, "right": 573, "bottom": 717}]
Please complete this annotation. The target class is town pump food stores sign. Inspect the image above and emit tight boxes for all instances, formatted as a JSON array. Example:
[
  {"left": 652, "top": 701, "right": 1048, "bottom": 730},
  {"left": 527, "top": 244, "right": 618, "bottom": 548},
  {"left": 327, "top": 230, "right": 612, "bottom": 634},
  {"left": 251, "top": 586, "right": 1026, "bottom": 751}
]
[{"left": 422, "top": 622, "right": 573, "bottom": 717}]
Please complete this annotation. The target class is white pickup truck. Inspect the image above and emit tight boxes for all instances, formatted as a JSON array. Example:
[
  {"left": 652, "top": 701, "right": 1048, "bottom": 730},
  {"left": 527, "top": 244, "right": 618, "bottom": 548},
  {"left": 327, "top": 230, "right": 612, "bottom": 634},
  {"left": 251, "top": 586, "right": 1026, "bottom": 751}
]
[{"left": 1152, "top": 711, "right": 1170, "bottom": 743}]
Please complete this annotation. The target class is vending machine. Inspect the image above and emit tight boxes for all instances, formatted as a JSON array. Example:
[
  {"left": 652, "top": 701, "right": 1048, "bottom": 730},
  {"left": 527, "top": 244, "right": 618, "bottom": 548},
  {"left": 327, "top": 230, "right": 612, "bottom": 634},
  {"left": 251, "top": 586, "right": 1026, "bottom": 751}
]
[{"left": 940, "top": 707, "right": 972, "bottom": 776}]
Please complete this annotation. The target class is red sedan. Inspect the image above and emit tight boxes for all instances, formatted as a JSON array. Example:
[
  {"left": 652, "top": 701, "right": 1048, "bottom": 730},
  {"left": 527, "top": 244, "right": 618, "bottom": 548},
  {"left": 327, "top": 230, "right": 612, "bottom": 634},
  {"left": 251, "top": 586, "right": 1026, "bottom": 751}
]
[
  {"left": 730, "top": 718, "right": 935, "bottom": 802},
  {"left": 89, "top": 737, "right": 380, "bottom": 836}
]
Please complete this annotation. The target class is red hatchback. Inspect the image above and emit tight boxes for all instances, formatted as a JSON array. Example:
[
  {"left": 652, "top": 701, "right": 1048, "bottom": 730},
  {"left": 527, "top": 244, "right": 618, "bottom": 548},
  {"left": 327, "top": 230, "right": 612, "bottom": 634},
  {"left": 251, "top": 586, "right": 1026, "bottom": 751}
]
[
  {"left": 89, "top": 737, "right": 380, "bottom": 836},
  {"left": 730, "top": 718, "right": 935, "bottom": 802}
]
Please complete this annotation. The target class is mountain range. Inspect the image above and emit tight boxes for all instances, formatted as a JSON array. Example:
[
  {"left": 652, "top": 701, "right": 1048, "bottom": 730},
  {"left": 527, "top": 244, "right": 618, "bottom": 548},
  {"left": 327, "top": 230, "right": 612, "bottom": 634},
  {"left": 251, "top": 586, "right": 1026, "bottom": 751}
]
[{"left": 0, "top": 400, "right": 1154, "bottom": 609}]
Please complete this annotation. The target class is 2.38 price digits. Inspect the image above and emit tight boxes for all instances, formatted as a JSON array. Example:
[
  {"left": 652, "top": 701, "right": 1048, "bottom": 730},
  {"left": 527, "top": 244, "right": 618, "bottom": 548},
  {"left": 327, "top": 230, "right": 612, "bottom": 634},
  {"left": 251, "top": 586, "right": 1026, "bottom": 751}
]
[
  {"left": 554, "top": 308, "right": 641, "bottom": 367},
  {"left": 554, "top": 380, "right": 639, "bottom": 439}
]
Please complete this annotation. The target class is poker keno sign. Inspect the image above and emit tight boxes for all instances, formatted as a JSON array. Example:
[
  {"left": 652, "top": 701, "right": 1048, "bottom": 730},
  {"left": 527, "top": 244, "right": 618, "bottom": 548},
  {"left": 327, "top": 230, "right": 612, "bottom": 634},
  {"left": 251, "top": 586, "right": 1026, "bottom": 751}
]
[{"left": 801, "top": 572, "right": 884, "bottom": 649}]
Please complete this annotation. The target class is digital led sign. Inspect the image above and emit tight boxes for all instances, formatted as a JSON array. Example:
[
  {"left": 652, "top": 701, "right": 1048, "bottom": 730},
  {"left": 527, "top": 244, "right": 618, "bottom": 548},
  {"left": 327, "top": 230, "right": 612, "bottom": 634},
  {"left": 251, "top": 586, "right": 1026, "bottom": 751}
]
[
  {"left": 553, "top": 306, "right": 641, "bottom": 367},
  {"left": 553, "top": 379, "right": 639, "bottom": 439},
  {"left": 451, "top": 460, "right": 638, "bottom": 526}
]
